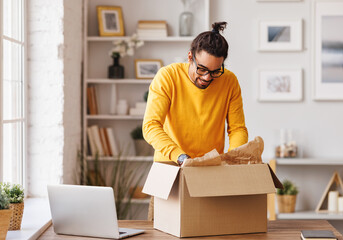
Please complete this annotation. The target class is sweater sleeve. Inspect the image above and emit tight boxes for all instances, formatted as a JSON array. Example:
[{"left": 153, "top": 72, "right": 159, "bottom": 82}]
[
  {"left": 226, "top": 76, "right": 248, "bottom": 151},
  {"left": 142, "top": 68, "right": 185, "bottom": 163}
]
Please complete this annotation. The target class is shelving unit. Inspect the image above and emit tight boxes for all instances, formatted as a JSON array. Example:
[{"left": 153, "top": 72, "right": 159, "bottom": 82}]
[
  {"left": 86, "top": 156, "right": 153, "bottom": 162},
  {"left": 271, "top": 158, "right": 343, "bottom": 221},
  {"left": 82, "top": 0, "right": 210, "bottom": 219}
]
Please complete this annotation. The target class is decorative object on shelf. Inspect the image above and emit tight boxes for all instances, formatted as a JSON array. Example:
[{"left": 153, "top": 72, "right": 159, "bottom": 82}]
[
  {"left": 79, "top": 151, "right": 149, "bottom": 219},
  {"left": 116, "top": 99, "right": 129, "bottom": 115},
  {"left": 258, "top": 19, "right": 302, "bottom": 51},
  {"left": 97, "top": 6, "right": 125, "bottom": 36},
  {"left": 135, "top": 59, "right": 163, "bottom": 79},
  {"left": 108, "top": 55, "right": 124, "bottom": 79},
  {"left": 277, "top": 179, "right": 298, "bottom": 213},
  {"left": 328, "top": 191, "right": 339, "bottom": 212},
  {"left": 130, "top": 125, "right": 154, "bottom": 156},
  {"left": 130, "top": 91, "right": 148, "bottom": 116},
  {"left": 129, "top": 102, "right": 146, "bottom": 116},
  {"left": 258, "top": 69, "right": 303, "bottom": 102},
  {"left": 0, "top": 183, "right": 24, "bottom": 230},
  {"left": 179, "top": 0, "right": 194, "bottom": 36},
  {"left": 275, "top": 129, "right": 298, "bottom": 158},
  {"left": 339, "top": 196, "right": 343, "bottom": 212},
  {"left": 108, "top": 34, "right": 144, "bottom": 79},
  {"left": 313, "top": 1, "right": 343, "bottom": 100},
  {"left": 0, "top": 185, "right": 12, "bottom": 239},
  {"left": 137, "top": 20, "right": 168, "bottom": 38},
  {"left": 316, "top": 171, "right": 343, "bottom": 213}
]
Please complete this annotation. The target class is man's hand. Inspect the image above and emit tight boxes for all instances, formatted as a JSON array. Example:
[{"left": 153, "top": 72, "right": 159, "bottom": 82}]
[{"left": 177, "top": 154, "right": 190, "bottom": 166}]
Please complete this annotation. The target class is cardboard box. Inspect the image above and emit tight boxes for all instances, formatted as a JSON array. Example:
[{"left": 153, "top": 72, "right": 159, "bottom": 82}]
[{"left": 143, "top": 162, "right": 282, "bottom": 238}]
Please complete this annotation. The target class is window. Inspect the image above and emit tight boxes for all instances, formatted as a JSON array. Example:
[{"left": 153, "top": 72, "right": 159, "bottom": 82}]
[{"left": 0, "top": 0, "right": 26, "bottom": 185}]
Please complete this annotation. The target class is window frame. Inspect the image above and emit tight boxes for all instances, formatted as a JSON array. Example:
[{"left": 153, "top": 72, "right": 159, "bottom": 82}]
[{"left": 0, "top": 0, "right": 27, "bottom": 189}]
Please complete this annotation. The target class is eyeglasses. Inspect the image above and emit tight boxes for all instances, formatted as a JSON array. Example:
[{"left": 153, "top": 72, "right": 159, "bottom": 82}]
[{"left": 192, "top": 56, "right": 224, "bottom": 78}]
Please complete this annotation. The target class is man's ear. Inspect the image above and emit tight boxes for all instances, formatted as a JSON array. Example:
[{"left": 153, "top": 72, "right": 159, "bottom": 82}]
[{"left": 187, "top": 51, "right": 193, "bottom": 62}]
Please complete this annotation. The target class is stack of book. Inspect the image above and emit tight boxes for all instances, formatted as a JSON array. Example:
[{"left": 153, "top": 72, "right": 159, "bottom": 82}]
[
  {"left": 87, "top": 125, "right": 119, "bottom": 157},
  {"left": 87, "top": 86, "right": 98, "bottom": 115},
  {"left": 129, "top": 101, "right": 147, "bottom": 116},
  {"left": 137, "top": 20, "right": 168, "bottom": 38}
]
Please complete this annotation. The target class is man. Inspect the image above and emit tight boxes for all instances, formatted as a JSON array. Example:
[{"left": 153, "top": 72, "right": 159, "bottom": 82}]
[{"left": 143, "top": 22, "right": 248, "bottom": 166}]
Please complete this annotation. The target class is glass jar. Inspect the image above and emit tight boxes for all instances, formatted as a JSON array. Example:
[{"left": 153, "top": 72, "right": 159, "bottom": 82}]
[{"left": 179, "top": 11, "right": 193, "bottom": 36}]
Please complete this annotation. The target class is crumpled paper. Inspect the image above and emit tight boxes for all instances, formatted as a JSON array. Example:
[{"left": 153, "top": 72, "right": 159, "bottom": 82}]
[
  {"left": 181, "top": 136, "right": 264, "bottom": 167},
  {"left": 221, "top": 136, "right": 264, "bottom": 165},
  {"left": 182, "top": 149, "right": 221, "bottom": 167}
]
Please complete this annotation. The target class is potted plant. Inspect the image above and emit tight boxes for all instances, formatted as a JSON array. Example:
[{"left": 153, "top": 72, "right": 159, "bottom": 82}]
[
  {"left": 130, "top": 125, "right": 154, "bottom": 156},
  {"left": 79, "top": 150, "right": 149, "bottom": 219},
  {"left": 0, "top": 183, "right": 24, "bottom": 230},
  {"left": 0, "top": 186, "right": 13, "bottom": 239},
  {"left": 277, "top": 179, "right": 299, "bottom": 213}
]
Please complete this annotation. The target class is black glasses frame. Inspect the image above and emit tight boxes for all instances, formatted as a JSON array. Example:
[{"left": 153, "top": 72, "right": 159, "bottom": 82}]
[{"left": 192, "top": 56, "right": 224, "bottom": 78}]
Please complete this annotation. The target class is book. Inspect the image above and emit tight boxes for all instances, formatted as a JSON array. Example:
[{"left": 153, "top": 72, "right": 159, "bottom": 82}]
[
  {"left": 87, "top": 86, "right": 96, "bottom": 115},
  {"left": 137, "top": 20, "right": 167, "bottom": 29},
  {"left": 90, "top": 125, "right": 104, "bottom": 156},
  {"left": 90, "top": 86, "right": 99, "bottom": 115},
  {"left": 103, "top": 128, "right": 113, "bottom": 156},
  {"left": 106, "top": 128, "right": 119, "bottom": 156},
  {"left": 301, "top": 230, "right": 337, "bottom": 240},
  {"left": 99, "top": 128, "right": 109, "bottom": 156},
  {"left": 137, "top": 29, "right": 167, "bottom": 38},
  {"left": 87, "top": 127, "right": 97, "bottom": 156}
]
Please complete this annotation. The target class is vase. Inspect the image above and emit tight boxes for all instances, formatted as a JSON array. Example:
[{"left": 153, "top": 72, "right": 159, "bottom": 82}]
[
  {"left": 277, "top": 195, "right": 297, "bottom": 213},
  {"left": 116, "top": 99, "right": 128, "bottom": 115},
  {"left": 179, "top": 11, "right": 193, "bottom": 36},
  {"left": 0, "top": 209, "right": 13, "bottom": 239},
  {"left": 9, "top": 202, "right": 24, "bottom": 230},
  {"left": 108, "top": 56, "right": 124, "bottom": 79}
]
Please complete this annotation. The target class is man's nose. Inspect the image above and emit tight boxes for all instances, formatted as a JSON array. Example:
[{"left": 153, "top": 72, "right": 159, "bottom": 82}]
[{"left": 203, "top": 73, "right": 212, "bottom": 81}]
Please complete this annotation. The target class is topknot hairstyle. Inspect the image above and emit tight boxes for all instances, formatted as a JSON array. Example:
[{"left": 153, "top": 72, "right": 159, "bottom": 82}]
[{"left": 190, "top": 22, "right": 229, "bottom": 60}]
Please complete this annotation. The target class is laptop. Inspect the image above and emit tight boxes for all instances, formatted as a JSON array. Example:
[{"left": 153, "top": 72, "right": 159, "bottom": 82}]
[{"left": 47, "top": 184, "right": 145, "bottom": 239}]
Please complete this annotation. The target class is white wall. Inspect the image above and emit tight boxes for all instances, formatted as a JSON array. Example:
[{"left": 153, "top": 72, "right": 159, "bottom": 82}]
[
  {"left": 212, "top": 0, "right": 343, "bottom": 160},
  {"left": 27, "top": 0, "right": 82, "bottom": 197},
  {"left": 62, "top": 0, "right": 83, "bottom": 184}
]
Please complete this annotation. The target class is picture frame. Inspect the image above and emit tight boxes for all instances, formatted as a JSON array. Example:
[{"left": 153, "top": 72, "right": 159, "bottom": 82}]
[
  {"left": 313, "top": 1, "right": 343, "bottom": 100},
  {"left": 97, "top": 6, "right": 125, "bottom": 37},
  {"left": 258, "top": 69, "right": 303, "bottom": 102},
  {"left": 259, "top": 20, "right": 303, "bottom": 51},
  {"left": 135, "top": 59, "right": 163, "bottom": 79}
]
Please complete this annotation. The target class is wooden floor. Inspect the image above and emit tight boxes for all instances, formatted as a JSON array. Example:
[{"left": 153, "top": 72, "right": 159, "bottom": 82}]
[{"left": 39, "top": 220, "right": 343, "bottom": 239}]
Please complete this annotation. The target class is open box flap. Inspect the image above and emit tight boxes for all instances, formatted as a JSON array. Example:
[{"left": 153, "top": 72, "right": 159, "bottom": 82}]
[
  {"left": 183, "top": 164, "right": 277, "bottom": 197},
  {"left": 142, "top": 162, "right": 180, "bottom": 200},
  {"left": 267, "top": 164, "right": 283, "bottom": 189}
]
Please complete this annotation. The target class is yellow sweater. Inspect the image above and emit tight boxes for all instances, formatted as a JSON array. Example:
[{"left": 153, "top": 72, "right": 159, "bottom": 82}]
[{"left": 142, "top": 63, "right": 248, "bottom": 164}]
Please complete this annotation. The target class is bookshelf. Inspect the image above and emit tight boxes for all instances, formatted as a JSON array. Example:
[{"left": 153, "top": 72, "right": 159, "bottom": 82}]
[
  {"left": 271, "top": 158, "right": 343, "bottom": 221},
  {"left": 83, "top": 0, "right": 210, "bottom": 219}
]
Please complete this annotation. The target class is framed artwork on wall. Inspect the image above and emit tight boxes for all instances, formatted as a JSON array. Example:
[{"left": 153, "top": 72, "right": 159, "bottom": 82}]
[
  {"left": 135, "top": 59, "right": 163, "bottom": 79},
  {"left": 258, "top": 69, "right": 303, "bottom": 102},
  {"left": 313, "top": 1, "right": 343, "bottom": 100},
  {"left": 259, "top": 20, "right": 303, "bottom": 51},
  {"left": 97, "top": 6, "right": 125, "bottom": 36}
]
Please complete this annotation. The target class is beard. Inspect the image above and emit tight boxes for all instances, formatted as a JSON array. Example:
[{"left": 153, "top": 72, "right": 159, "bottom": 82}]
[{"left": 194, "top": 77, "right": 213, "bottom": 89}]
